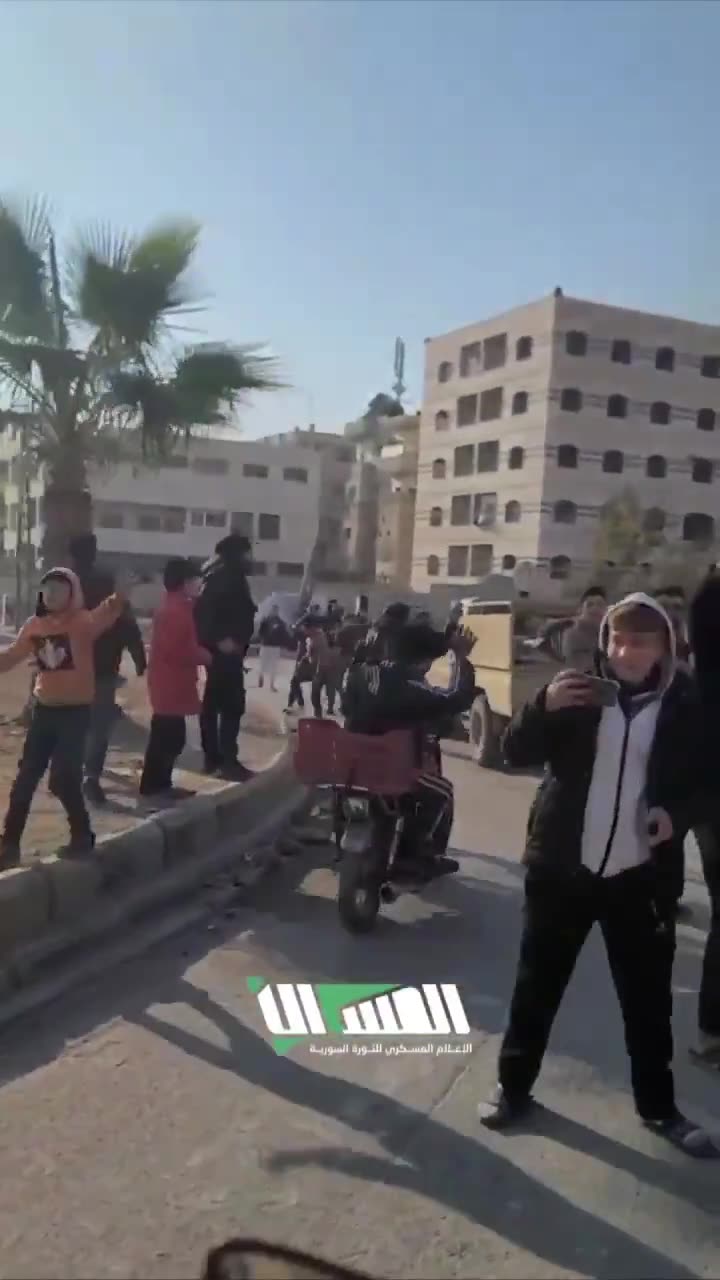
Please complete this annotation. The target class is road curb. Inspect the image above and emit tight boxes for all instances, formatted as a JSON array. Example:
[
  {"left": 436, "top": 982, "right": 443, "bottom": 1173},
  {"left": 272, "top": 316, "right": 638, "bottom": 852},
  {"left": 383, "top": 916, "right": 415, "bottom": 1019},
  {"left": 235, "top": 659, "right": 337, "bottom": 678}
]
[{"left": 0, "top": 743, "right": 309, "bottom": 1017}]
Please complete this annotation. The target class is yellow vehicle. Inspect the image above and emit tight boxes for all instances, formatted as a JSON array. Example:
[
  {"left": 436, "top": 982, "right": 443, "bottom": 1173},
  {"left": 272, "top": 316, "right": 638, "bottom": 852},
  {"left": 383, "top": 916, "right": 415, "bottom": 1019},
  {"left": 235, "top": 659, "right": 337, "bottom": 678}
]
[{"left": 430, "top": 598, "right": 563, "bottom": 768}]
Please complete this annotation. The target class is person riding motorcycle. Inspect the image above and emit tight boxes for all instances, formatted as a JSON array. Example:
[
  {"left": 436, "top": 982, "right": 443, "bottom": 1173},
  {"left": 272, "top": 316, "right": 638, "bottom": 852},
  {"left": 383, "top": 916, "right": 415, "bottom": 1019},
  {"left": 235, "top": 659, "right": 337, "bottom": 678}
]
[{"left": 341, "top": 621, "right": 477, "bottom": 875}]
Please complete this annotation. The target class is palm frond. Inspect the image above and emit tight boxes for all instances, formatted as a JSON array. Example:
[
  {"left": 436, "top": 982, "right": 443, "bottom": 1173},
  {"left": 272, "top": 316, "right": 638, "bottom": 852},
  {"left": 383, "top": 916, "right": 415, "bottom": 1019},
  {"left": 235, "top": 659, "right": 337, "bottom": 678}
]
[
  {"left": 0, "top": 198, "right": 54, "bottom": 341},
  {"left": 129, "top": 219, "right": 200, "bottom": 282}
]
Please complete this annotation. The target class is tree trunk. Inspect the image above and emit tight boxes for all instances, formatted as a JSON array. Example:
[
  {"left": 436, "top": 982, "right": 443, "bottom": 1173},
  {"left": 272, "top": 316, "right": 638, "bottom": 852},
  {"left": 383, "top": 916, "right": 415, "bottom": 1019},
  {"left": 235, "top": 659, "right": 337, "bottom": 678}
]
[{"left": 41, "top": 484, "right": 93, "bottom": 569}]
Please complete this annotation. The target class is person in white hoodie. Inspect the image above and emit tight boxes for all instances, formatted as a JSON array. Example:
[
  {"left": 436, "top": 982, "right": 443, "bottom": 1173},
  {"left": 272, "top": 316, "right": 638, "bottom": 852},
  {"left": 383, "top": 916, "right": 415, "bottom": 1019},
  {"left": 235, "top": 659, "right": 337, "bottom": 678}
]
[{"left": 479, "top": 593, "right": 717, "bottom": 1157}]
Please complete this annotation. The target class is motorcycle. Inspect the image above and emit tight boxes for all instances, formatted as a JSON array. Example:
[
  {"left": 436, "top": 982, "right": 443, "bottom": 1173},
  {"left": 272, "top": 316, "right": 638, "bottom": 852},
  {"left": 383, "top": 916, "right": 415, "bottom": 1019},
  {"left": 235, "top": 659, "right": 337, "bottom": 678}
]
[{"left": 294, "top": 720, "right": 453, "bottom": 934}]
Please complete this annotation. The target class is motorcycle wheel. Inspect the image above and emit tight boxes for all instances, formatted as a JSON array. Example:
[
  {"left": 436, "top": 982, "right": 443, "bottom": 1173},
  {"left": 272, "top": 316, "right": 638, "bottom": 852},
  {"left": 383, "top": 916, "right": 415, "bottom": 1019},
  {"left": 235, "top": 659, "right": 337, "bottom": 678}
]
[{"left": 337, "top": 844, "right": 382, "bottom": 934}]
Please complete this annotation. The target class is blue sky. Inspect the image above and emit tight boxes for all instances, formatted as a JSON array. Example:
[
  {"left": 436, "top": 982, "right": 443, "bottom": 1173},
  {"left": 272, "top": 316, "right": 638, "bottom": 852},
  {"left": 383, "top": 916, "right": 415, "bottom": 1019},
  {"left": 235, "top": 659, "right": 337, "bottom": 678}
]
[{"left": 0, "top": 0, "right": 717, "bottom": 437}]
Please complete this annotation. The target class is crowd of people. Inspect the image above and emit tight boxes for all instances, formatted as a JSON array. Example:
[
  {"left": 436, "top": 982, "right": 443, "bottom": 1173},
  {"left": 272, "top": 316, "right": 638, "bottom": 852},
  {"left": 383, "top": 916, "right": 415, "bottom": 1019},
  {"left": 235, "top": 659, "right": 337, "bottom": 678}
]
[
  {"left": 0, "top": 532, "right": 258, "bottom": 870},
  {"left": 478, "top": 576, "right": 720, "bottom": 1159}
]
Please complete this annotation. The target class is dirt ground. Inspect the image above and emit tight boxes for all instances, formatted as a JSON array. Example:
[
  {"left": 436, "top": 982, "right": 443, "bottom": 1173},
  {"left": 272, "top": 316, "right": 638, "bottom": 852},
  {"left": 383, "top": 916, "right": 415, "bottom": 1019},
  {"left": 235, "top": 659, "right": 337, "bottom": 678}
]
[{"left": 0, "top": 659, "right": 282, "bottom": 858}]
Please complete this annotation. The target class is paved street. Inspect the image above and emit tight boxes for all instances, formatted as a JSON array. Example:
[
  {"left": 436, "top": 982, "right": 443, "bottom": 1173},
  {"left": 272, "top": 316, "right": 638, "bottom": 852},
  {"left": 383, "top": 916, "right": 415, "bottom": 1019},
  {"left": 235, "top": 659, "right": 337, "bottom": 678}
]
[{"left": 0, "top": 744, "right": 719, "bottom": 1280}]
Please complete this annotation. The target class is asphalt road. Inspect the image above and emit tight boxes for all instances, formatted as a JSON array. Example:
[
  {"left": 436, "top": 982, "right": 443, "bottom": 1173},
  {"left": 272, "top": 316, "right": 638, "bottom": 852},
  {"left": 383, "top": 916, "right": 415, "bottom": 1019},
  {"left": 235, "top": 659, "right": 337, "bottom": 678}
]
[{"left": 0, "top": 739, "right": 719, "bottom": 1280}]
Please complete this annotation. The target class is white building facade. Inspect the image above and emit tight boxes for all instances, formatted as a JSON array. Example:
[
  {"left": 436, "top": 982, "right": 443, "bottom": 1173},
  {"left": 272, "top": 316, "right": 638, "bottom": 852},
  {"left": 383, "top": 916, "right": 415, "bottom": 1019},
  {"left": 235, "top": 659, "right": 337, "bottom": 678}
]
[
  {"left": 0, "top": 432, "right": 322, "bottom": 581},
  {"left": 414, "top": 292, "right": 720, "bottom": 592}
]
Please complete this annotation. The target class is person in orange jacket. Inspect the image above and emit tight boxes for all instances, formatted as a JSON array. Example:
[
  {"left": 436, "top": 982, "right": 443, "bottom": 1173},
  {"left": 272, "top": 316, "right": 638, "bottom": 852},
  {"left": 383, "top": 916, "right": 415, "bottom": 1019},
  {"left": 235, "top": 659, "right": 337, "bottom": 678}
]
[{"left": 0, "top": 567, "right": 125, "bottom": 867}]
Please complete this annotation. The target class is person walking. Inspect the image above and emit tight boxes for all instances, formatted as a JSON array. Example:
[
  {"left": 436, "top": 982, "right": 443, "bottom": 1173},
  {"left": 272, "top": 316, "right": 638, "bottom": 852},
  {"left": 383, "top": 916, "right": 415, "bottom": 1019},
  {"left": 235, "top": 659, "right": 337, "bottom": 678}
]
[
  {"left": 0, "top": 568, "right": 125, "bottom": 866},
  {"left": 479, "top": 593, "right": 717, "bottom": 1157},
  {"left": 194, "top": 533, "right": 257, "bottom": 780},
  {"left": 68, "top": 534, "right": 147, "bottom": 806},
  {"left": 257, "top": 604, "right": 290, "bottom": 692},
  {"left": 689, "top": 573, "right": 720, "bottom": 1067},
  {"left": 139, "top": 558, "right": 210, "bottom": 805}
]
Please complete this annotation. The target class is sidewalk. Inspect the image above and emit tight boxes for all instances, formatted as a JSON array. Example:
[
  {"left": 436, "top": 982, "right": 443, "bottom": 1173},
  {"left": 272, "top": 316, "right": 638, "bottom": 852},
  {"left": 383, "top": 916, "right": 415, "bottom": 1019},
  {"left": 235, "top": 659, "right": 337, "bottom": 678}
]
[{"left": 0, "top": 660, "right": 284, "bottom": 859}]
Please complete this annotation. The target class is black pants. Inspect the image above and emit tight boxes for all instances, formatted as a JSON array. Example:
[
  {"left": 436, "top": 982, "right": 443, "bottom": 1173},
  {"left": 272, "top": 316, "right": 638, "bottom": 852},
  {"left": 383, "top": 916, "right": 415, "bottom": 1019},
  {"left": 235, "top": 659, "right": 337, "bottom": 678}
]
[
  {"left": 3, "top": 704, "right": 92, "bottom": 845},
  {"left": 200, "top": 656, "right": 246, "bottom": 769},
  {"left": 696, "top": 824, "right": 720, "bottom": 1037},
  {"left": 499, "top": 865, "right": 676, "bottom": 1122},
  {"left": 311, "top": 671, "right": 338, "bottom": 717},
  {"left": 140, "top": 715, "right": 186, "bottom": 795},
  {"left": 415, "top": 772, "right": 454, "bottom": 856},
  {"left": 287, "top": 671, "right": 305, "bottom": 709}
]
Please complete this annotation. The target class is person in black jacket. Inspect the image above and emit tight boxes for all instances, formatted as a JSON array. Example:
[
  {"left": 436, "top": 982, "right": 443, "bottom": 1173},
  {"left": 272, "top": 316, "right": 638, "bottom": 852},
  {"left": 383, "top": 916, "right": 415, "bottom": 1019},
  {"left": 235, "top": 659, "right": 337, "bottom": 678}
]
[
  {"left": 67, "top": 534, "right": 147, "bottom": 806},
  {"left": 688, "top": 572, "right": 720, "bottom": 1067},
  {"left": 479, "top": 592, "right": 717, "bottom": 1157},
  {"left": 342, "top": 622, "right": 476, "bottom": 874},
  {"left": 194, "top": 533, "right": 257, "bottom": 779}
]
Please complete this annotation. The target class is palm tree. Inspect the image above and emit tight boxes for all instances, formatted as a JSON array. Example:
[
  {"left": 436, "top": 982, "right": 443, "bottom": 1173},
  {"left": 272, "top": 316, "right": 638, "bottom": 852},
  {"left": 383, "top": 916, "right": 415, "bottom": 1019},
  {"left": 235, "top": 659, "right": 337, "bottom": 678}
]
[{"left": 0, "top": 198, "right": 280, "bottom": 565}]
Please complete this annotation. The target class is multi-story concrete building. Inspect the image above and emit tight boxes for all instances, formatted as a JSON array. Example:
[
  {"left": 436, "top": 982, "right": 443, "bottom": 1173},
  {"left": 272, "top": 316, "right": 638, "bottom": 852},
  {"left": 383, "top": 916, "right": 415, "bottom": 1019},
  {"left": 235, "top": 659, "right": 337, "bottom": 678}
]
[
  {"left": 341, "top": 412, "right": 420, "bottom": 587},
  {"left": 0, "top": 432, "right": 322, "bottom": 581},
  {"left": 261, "top": 426, "right": 356, "bottom": 575},
  {"left": 413, "top": 291, "right": 720, "bottom": 593}
]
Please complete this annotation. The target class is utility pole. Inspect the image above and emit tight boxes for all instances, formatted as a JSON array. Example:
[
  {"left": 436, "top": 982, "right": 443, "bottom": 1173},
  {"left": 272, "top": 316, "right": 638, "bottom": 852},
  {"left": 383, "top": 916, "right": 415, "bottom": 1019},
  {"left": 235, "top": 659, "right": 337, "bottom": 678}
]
[{"left": 393, "top": 337, "right": 406, "bottom": 403}]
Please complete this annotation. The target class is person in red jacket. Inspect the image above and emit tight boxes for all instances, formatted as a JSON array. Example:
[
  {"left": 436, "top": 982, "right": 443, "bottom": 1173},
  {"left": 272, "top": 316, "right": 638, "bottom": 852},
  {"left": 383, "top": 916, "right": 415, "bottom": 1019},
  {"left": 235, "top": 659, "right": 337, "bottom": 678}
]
[{"left": 140, "top": 558, "right": 211, "bottom": 804}]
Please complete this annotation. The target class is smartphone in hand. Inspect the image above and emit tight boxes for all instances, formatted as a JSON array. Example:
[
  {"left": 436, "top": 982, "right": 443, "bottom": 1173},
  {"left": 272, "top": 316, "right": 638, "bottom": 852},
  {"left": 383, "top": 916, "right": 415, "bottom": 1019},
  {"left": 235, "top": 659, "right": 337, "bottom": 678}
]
[{"left": 581, "top": 674, "right": 620, "bottom": 707}]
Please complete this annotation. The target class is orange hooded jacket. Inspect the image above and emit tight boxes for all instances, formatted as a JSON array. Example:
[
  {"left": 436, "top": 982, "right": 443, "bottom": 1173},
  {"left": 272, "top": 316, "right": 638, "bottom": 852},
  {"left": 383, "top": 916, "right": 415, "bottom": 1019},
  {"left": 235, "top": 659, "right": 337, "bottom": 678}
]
[{"left": 0, "top": 568, "right": 125, "bottom": 706}]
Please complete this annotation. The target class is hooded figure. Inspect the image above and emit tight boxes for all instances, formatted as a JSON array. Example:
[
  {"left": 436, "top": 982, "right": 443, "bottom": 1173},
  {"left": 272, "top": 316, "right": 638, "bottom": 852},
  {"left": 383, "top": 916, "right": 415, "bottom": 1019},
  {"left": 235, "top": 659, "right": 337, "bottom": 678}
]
[
  {"left": 482, "top": 593, "right": 716, "bottom": 1156},
  {"left": 688, "top": 573, "right": 720, "bottom": 1063},
  {"left": 194, "top": 533, "right": 257, "bottom": 778},
  {"left": 0, "top": 568, "right": 125, "bottom": 868}
]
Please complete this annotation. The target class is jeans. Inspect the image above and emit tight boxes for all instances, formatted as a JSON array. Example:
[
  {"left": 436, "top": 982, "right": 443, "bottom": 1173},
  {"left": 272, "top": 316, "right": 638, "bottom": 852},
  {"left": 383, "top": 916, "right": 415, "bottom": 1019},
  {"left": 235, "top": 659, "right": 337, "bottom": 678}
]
[
  {"left": 696, "top": 824, "right": 720, "bottom": 1037},
  {"left": 84, "top": 677, "right": 119, "bottom": 782},
  {"left": 200, "top": 655, "right": 246, "bottom": 769},
  {"left": 140, "top": 715, "right": 186, "bottom": 795},
  {"left": 499, "top": 864, "right": 676, "bottom": 1122},
  {"left": 4, "top": 704, "right": 92, "bottom": 845}
]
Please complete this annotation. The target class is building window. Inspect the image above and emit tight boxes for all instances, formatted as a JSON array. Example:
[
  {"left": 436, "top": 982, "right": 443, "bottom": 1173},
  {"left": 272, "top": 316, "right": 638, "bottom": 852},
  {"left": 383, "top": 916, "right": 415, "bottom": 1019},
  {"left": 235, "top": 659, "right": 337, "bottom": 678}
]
[
  {"left": 231, "top": 512, "right": 254, "bottom": 536},
  {"left": 697, "top": 408, "right": 716, "bottom": 432},
  {"left": 190, "top": 510, "right": 204, "bottom": 527},
  {"left": 204, "top": 510, "right": 227, "bottom": 529},
  {"left": 456, "top": 394, "right": 478, "bottom": 427},
  {"left": 473, "top": 493, "right": 497, "bottom": 526},
  {"left": 646, "top": 455, "right": 667, "bottom": 479},
  {"left": 432, "top": 458, "right": 447, "bottom": 480},
  {"left": 502, "top": 554, "right": 517, "bottom": 570},
  {"left": 451, "top": 494, "right": 471, "bottom": 525},
  {"left": 684, "top": 513, "right": 715, "bottom": 544},
  {"left": 643, "top": 507, "right": 666, "bottom": 534},
  {"left": 550, "top": 555, "right": 572, "bottom": 580},
  {"left": 566, "top": 330, "right": 588, "bottom": 356},
  {"left": 701, "top": 355, "right": 720, "bottom": 378},
  {"left": 607, "top": 394, "right": 628, "bottom": 419},
  {"left": 611, "top": 338, "right": 632, "bottom": 365},
  {"left": 435, "top": 410, "right": 450, "bottom": 431},
  {"left": 656, "top": 346, "right": 675, "bottom": 372},
  {"left": 163, "top": 509, "right": 187, "bottom": 533},
  {"left": 692, "top": 457, "right": 714, "bottom": 484},
  {"left": 429, "top": 506, "right": 443, "bottom": 527},
  {"left": 258, "top": 512, "right": 280, "bottom": 540},
  {"left": 277, "top": 562, "right": 304, "bottom": 577},
  {"left": 459, "top": 342, "right": 482, "bottom": 377},
  {"left": 450, "top": 445, "right": 473, "bottom": 479},
  {"left": 448, "top": 545, "right": 469, "bottom": 576},
  {"left": 161, "top": 455, "right": 189, "bottom": 470},
  {"left": 508, "top": 445, "right": 524, "bottom": 470},
  {"left": 516, "top": 335, "right": 533, "bottom": 361},
  {"left": 480, "top": 386, "right": 503, "bottom": 422},
  {"left": 603, "top": 449, "right": 624, "bottom": 474},
  {"left": 335, "top": 446, "right": 354, "bottom": 462},
  {"left": 477, "top": 440, "right": 500, "bottom": 472},
  {"left": 243, "top": 462, "right": 269, "bottom": 479},
  {"left": 511, "top": 391, "right": 528, "bottom": 415},
  {"left": 193, "top": 457, "right": 229, "bottom": 476},
  {"left": 560, "top": 387, "right": 583, "bottom": 412},
  {"left": 283, "top": 466, "right": 308, "bottom": 483},
  {"left": 650, "top": 401, "right": 671, "bottom": 425},
  {"left": 553, "top": 500, "right": 577, "bottom": 524},
  {"left": 97, "top": 508, "right": 124, "bottom": 529},
  {"left": 438, "top": 361, "right": 453, "bottom": 383},
  {"left": 483, "top": 333, "right": 507, "bottom": 371},
  {"left": 557, "top": 444, "right": 578, "bottom": 468},
  {"left": 504, "top": 500, "right": 521, "bottom": 523},
  {"left": 138, "top": 513, "right": 162, "bottom": 532},
  {"left": 471, "top": 544, "right": 493, "bottom": 576},
  {"left": 427, "top": 555, "right": 440, "bottom": 576}
]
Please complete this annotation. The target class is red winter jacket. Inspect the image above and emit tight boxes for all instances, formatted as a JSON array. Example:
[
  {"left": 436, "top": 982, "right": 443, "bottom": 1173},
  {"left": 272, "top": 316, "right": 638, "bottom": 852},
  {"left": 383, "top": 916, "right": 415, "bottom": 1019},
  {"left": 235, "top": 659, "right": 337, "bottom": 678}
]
[{"left": 147, "top": 592, "right": 211, "bottom": 716}]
